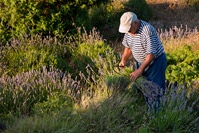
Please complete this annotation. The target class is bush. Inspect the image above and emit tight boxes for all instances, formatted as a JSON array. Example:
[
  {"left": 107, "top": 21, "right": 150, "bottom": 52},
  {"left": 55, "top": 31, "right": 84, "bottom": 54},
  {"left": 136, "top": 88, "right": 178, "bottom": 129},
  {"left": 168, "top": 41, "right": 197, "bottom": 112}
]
[
  {"left": 73, "top": 40, "right": 115, "bottom": 74},
  {"left": 67, "top": 28, "right": 119, "bottom": 80},
  {"left": 125, "top": 0, "right": 152, "bottom": 21},
  {"left": 166, "top": 45, "right": 199, "bottom": 85},
  {"left": 0, "top": 28, "right": 120, "bottom": 116},
  {"left": 32, "top": 91, "right": 73, "bottom": 116},
  {"left": 89, "top": 0, "right": 152, "bottom": 28},
  {"left": 0, "top": 34, "right": 72, "bottom": 77},
  {"left": 0, "top": 0, "right": 101, "bottom": 43},
  {"left": 0, "top": 66, "right": 78, "bottom": 115},
  {"left": 88, "top": 0, "right": 124, "bottom": 28},
  {"left": 0, "top": 0, "right": 152, "bottom": 43},
  {"left": 186, "top": 0, "right": 199, "bottom": 7}
]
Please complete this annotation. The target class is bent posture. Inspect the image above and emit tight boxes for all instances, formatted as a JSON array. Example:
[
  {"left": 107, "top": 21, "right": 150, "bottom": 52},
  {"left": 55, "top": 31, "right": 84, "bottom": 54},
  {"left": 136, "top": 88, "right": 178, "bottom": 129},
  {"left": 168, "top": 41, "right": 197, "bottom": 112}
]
[{"left": 119, "top": 12, "right": 167, "bottom": 91}]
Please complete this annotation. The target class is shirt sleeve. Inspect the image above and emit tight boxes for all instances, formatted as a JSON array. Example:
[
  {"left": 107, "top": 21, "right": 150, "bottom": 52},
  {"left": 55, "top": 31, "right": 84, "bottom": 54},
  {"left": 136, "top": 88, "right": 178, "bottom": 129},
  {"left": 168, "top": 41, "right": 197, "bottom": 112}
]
[{"left": 122, "top": 33, "right": 130, "bottom": 48}]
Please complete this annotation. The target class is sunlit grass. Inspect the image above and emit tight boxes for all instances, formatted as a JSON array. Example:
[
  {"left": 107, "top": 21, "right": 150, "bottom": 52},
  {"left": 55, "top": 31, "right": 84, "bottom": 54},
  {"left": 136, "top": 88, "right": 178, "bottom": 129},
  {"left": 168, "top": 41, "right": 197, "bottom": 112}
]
[{"left": 158, "top": 26, "right": 199, "bottom": 52}]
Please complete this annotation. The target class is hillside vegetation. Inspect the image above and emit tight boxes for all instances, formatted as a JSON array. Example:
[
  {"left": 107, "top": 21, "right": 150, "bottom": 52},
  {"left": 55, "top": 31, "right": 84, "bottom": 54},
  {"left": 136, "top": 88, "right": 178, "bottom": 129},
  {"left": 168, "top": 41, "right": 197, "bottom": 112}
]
[{"left": 0, "top": 0, "right": 199, "bottom": 132}]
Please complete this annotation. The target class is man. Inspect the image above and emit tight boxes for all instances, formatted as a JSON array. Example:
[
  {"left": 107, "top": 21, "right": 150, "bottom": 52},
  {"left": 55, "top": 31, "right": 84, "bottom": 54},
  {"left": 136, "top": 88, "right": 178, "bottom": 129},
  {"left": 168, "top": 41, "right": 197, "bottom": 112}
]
[{"left": 119, "top": 12, "right": 167, "bottom": 91}]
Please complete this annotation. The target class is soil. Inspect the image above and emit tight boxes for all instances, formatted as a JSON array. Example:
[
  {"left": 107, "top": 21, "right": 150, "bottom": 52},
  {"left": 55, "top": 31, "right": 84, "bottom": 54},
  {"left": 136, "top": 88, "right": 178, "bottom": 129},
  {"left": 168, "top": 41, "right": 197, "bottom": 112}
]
[{"left": 146, "top": 0, "right": 199, "bottom": 30}]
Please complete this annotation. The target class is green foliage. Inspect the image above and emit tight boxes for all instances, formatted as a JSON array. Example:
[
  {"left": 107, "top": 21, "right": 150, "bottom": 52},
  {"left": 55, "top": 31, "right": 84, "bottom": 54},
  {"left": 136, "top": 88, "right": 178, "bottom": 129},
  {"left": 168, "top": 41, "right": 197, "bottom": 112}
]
[
  {"left": 72, "top": 38, "right": 118, "bottom": 78},
  {"left": 186, "top": 0, "right": 199, "bottom": 7},
  {"left": 76, "top": 41, "right": 110, "bottom": 59},
  {"left": 150, "top": 108, "right": 194, "bottom": 132},
  {"left": 2, "top": 46, "right": 55, "bottom": 76},
  {"left": 89, "top": 0, "right": 152, "bottom": 28},
  {"left": 32, "top": 91, "right": 73, "bottom": 116},
  {"left": 0, "top": 0, "right": 153, "bottom": 43},
  {"left": 3, "top": 115, "right": 63, "bottom": 133},
  {"left": 88, "top": 1, "right": 124, "bottom": 28},
  {"left": 166, "top": 45, "right": 199, "bottom": 85},
  {"left": 125, "top": 0, "right": 152, "bottom": 21},
  {"left": 147, "top": 89, "right": 199, "bottom": 132},
  {"left": 0, "top": 34, "right": 72, "bottom": 76},
  {"left": 0, "top": 0, "right": 101, "bottom": 43},
  {"left": 4, "top": 92, "right": 147, "bottom": 133},
  {"left": 106, "top": 67, "right": 133, "bottom": 93}
]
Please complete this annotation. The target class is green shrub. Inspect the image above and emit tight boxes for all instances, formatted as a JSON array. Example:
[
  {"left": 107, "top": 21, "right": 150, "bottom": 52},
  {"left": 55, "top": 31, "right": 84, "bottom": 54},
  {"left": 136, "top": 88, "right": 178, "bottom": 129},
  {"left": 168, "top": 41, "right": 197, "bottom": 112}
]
[
  {"left": 88, "top": 1, "right": 124, "bottom": 28},
  {"left": 0, "top": 0, "right": 152, "bottom": 43},
  {"left": 89, "top": 0, "right": 152, "bottom": 28},
  {"left": 32, "top": 91, "right": 73, "bottom": 116},
  {"left": 166, "top": 45, "right": 199, "bottom": 85},
  {"left": 0, "top": 0, "right": 101, "bottom": 43},
  {"left": 125, "top": 0, "right": 152, "bottom": 21},
  {"left": 186, "top": 0, "right": 199, "bottom": 7},
  {"left": 0, "top": 34, "right": 72, "bottom": 76},
  {"left": 69, "top": 28, "right": 119, "bottom": 80}
]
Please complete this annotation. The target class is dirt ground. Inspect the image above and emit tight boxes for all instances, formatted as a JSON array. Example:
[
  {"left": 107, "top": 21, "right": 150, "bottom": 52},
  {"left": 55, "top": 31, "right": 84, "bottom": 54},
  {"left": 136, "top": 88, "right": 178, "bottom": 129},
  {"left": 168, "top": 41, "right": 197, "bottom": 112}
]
[{"left": 146, "top": 0, "right": 199, "bottom": 30}]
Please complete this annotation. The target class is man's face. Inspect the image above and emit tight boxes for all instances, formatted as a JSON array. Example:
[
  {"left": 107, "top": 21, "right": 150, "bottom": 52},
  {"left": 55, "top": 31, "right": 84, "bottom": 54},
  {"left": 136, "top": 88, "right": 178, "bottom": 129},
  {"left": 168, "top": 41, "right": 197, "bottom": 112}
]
[{"left": 128, "top": 22, "right": 137, "bottom": 34}]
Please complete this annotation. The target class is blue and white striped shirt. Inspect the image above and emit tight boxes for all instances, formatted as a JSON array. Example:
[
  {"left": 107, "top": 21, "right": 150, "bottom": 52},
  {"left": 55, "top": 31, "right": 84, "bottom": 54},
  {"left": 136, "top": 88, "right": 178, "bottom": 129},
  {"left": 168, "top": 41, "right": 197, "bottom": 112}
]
[{"left": 122, "top": 20, "right": 164, "bottom": 63}]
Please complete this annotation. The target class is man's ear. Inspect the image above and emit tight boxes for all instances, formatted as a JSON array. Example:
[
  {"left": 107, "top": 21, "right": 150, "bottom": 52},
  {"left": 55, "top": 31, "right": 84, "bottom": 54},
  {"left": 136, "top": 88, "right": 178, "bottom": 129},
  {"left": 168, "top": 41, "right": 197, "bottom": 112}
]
[{"left": 134, "top": 20, "right": 138, "bottom": 25}]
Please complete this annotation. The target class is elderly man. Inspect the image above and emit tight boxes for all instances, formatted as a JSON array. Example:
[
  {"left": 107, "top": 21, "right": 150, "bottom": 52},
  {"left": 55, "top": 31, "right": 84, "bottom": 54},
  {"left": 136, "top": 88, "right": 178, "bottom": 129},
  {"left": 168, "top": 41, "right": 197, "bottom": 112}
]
[{"left": 119, "top": 12, "right": 167, "bottom": 91}]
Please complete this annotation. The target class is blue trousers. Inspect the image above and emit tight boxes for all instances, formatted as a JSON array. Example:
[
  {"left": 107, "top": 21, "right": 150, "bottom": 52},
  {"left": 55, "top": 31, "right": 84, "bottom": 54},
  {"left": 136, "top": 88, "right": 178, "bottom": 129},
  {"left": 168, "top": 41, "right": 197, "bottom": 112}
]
[
  {"left": 136, "top": 53, "right": 167, "bottom": 90},
  {"left": 135, "top": 53, "right": 167, "bottom": 112}
]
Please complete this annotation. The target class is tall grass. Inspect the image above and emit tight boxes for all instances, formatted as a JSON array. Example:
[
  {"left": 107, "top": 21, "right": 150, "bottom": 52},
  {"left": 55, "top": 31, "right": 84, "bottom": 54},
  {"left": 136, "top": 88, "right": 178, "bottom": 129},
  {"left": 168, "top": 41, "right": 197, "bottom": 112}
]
[{"left": 4, "top": 77, "right": 199, "bottom": 132}]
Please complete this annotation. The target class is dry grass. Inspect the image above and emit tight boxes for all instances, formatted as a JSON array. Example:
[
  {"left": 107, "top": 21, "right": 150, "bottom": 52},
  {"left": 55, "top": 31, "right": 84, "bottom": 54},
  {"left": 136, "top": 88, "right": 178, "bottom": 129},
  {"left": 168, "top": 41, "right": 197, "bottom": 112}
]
[
  {"left": 162, "top": 30, "right": 199, "bottom": 53},
  {"left": 146, "top": 0, "right": 199, "bottom": 29}
]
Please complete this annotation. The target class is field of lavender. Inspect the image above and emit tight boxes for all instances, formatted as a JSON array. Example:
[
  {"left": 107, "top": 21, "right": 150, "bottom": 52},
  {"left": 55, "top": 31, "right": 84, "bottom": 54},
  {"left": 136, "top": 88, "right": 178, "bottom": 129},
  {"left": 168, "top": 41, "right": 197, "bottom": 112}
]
[{"left": 0, "top": 26, "right": 199, "bottom": 132}]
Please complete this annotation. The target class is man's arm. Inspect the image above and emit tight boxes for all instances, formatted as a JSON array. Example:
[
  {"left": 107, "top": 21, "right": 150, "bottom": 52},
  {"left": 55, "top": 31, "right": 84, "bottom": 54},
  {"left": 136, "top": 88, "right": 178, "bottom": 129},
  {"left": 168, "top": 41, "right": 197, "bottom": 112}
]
[
  {"left": 130, "top": 54, "right": 154, "bottom": 81},
  {"left": 119, "top": 48, "right": 132, "bottom": 67}
]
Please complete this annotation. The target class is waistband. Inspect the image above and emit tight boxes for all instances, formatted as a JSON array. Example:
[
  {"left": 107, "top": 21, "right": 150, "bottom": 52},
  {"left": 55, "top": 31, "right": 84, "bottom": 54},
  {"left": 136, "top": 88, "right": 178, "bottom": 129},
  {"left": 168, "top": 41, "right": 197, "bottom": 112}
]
[
  {"left": 155, "top": 52, "right": 165, "bottom": 59},
  {"left": 136, "top": 52, "right": 166, "bottom": 72}
]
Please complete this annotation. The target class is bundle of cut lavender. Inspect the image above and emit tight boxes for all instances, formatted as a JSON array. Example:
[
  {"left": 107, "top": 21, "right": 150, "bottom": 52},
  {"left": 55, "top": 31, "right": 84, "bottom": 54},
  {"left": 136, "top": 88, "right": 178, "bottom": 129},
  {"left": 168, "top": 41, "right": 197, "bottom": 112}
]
[{"left": 106, "top": 67, "right": 164, "bottom": 107}]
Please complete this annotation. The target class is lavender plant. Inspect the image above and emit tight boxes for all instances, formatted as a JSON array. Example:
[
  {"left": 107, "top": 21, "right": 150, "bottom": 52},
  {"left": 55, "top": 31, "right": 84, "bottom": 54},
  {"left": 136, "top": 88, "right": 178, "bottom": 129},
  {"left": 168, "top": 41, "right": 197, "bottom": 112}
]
[
  {"left": 0, "top": 27, "right": 122, "bottom": 117},
  {"left": 0, "top": 34, "right": 72, "bottom": 77},
  {"left": 69, "top": 27, "right": 119, "bottom": 78},
  {"left": 147, "top": 85, "right": 199, "bottom": 132},
  {"left": 3, "top": 92, "right": 147, "bottom": 133},
  {"left": 0, "top": 66, "right": 79, "bottom": 115},
  {"left": 105, "top": 65, "right": 164, "bottom": 110}
]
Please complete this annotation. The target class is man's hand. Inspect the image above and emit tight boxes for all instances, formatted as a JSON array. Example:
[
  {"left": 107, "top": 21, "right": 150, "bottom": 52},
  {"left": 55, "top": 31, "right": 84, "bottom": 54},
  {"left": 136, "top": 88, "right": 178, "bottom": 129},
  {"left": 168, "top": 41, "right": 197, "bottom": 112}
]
[
  {"left": 130, "top": 54, "right": 155, "bottom": 81},
  {"left": 119, "top": 60, "right": 126, "bottom": 69},
  {"left": 119, "top": 48, "right": 132, "bottom": 69},
  {"left": 130, "top": 69, "right": 142, "bottom": 81}
]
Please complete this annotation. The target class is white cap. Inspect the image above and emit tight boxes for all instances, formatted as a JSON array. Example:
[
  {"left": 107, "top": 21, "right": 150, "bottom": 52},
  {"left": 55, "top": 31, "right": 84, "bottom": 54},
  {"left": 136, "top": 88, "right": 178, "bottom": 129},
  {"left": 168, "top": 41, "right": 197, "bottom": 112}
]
[{"left": 119, "top": 12, "right": 138, "bottom": 33}]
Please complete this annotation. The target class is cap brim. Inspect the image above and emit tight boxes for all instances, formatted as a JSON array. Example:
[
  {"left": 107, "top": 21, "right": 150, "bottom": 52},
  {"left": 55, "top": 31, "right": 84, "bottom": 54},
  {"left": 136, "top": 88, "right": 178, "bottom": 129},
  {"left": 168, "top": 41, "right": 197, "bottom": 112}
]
[{"left": 119, "top": 24, "right": 131, "bottom": 33}]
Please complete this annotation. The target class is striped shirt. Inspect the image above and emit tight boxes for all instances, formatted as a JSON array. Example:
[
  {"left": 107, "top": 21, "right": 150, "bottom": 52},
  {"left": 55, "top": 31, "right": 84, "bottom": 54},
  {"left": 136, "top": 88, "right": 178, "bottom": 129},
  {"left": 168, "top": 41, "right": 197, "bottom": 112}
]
[{"left": 122, "top": 20, "right": 164, "bottom": 63}]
